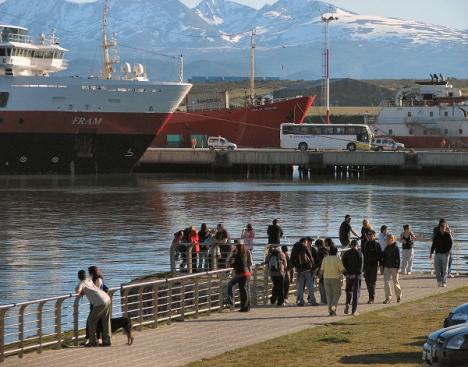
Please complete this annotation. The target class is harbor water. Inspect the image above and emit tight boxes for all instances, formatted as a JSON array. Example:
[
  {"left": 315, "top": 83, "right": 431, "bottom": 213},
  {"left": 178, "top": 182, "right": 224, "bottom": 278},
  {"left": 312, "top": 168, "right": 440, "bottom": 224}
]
[{"left": 0, "top": 171, "right": 467, "bottom": 305}]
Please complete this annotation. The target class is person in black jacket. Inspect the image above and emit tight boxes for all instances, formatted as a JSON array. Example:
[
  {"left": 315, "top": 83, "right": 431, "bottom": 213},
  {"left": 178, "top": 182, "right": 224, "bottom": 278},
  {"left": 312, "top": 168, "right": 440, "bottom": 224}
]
[
  {"left": 290, "top": 238, "right": 318, "bottom": 306},
  {"left": 381, "top": 234, "right": 402, "bottom": 304},
  {"left": 232, "top": 242, "right": 251, "bottom": 312},
  {"left": 430, "top": 221, "right": 453, "bottom": 287},
  {"left": 361, "top": 229, "right": 383, "bottom": 304},
  {"left": 341, "top": 240, "right": 363, "bottom": 315}
]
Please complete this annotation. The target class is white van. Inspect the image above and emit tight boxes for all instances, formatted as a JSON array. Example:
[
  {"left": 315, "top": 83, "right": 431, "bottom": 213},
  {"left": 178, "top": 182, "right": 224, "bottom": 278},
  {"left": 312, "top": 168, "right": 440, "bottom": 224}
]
[{"left": 207, "top": 136, "right": 237, "bottom": 150}]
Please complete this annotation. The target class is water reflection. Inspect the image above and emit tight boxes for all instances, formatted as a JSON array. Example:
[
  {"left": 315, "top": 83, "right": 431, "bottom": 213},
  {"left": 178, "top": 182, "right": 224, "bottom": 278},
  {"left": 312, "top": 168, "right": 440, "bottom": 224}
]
[{"left": 0, "top": 173, "right": 466, "bottom": 304}]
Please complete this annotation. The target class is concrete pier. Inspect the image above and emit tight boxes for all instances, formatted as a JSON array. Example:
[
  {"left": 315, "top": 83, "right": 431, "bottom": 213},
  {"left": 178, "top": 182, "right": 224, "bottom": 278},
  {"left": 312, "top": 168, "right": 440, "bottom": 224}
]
[{"left": 135, "top": 148, "right": 468, "bottom": 175}]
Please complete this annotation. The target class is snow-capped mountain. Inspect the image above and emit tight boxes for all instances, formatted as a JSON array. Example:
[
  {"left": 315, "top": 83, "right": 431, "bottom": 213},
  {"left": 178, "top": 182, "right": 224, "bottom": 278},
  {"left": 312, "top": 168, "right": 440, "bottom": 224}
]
[{"left": 0, "top": 0, "right": 466, "bottom": 80}]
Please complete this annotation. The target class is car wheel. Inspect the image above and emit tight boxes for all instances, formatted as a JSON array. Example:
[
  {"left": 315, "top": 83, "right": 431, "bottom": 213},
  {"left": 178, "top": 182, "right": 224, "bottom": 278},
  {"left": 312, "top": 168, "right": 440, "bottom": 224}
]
[
  {"left": 396, "top": 147, "right": 403, "bottom": 152},
  {"left": 208, "top": 146, "right": 214, "bottom": 150},
  {"left": 298, "top": 142, "right": 308, "bottom": 151},
  {"left": 377, "top": 146, "right": 383, "bottom": 151},
  {"left": 228, "top": 146, "right": 234, "bottom": 151},
  {"left": 347, "top": 143, "right": 356, "bottom": 151}
]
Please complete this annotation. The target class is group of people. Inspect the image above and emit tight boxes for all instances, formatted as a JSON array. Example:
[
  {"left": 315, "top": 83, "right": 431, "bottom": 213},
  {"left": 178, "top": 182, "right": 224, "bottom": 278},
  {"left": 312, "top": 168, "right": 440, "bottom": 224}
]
[
  {"left": 75, "top": 266, "right": 112, "bottom": 347},
  {"left": 172, "top": 215, "right": 453, "bottom": 316}
]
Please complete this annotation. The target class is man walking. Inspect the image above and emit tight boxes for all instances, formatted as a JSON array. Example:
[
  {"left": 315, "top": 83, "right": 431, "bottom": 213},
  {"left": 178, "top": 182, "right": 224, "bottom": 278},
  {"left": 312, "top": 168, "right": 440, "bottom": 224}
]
[
  {"left": 381, "top": 234, "right": 402, "bottom": 304},
  {"left": 290, "top": 237, "right": 318, "bottom": 306},
  {"left": 341, "top": 239, "right": 363, "bottom": 315},
  {"left": 76, "top": 270, "right": 112, "bottom": 347},
  {"left": 339, "top": 214, "right": 360, "bottom": 248},
  {"left": 430, "top": 221, "right": 453, "bottom": 287},
  {"left": 361, "top": 229, "right": 383, "bottom": 304}
]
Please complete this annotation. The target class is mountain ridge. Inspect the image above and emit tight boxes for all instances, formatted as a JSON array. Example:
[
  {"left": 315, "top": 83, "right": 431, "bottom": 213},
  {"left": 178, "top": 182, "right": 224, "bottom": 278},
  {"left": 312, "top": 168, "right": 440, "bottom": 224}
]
[{"left": 0, "top": 0, "right": 466, "bottom": 80}]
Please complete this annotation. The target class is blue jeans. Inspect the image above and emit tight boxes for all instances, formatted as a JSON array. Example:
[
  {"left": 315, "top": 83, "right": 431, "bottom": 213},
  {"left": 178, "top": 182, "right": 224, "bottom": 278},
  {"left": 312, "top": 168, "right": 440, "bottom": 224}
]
[
  {"left": 434, "top": 252, "right": 450, "bottom": 284},
  {"left": 297, "top": 270, "right": 316, "bottom": 305}
]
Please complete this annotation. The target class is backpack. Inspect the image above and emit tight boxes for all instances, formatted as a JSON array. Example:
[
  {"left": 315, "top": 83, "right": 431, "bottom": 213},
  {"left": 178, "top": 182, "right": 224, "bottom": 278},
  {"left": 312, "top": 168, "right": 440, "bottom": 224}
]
[
  {"left": 291, "top": 243, "right": 313, "bottom": 272},
  {"left": 268, "top": 252, "right": 284, "bottom": 273}
]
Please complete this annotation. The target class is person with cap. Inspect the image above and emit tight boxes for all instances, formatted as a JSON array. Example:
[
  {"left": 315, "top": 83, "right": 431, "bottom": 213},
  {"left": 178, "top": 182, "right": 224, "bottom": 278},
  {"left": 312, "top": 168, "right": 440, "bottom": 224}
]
[
  {"left": 339, "top": 214, "right": 360, "bottom": 248},
  {"left": 267, "top": 219, "right": 284, "bottom": 245},
  {"left": 75, "top": 270, "right": 112, "bottom": 347}
]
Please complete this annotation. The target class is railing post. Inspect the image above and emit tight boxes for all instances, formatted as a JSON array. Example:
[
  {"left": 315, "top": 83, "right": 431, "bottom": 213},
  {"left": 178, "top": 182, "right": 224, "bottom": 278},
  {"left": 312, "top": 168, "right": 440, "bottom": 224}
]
[
  {"left": 0, "top": 307, "right": 8, "bottom": 362},
  {"left": 54, "top": 298, "right": 67, "bottom": 350},
  {"left": 166, "top": 279, "right": 173, "bottom": 325},
  {"left": 36, "top": 301, "right": 46, "bottom": 354},
  {"left": 152, "top": 283, "right": 159, "bottom": 329},
  {"left": 73, "top": 295, "right": 83, "bottom": 346},
  {"left": 18, "top": 305, "right": 27, "bottom": 358}
]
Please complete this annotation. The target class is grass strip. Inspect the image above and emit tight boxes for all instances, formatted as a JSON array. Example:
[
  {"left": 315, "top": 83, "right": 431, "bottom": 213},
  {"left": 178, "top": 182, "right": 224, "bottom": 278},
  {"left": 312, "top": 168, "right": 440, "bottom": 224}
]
[{"left": 185, "top": 286, "right": 468, "bottom": 367}]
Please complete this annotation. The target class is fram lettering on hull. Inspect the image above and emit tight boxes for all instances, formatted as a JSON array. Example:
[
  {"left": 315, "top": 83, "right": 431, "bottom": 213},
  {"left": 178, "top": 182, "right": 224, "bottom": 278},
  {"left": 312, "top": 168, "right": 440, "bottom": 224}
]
[{"left": 71, "top": 117, "right": 103, "bottom": 125}]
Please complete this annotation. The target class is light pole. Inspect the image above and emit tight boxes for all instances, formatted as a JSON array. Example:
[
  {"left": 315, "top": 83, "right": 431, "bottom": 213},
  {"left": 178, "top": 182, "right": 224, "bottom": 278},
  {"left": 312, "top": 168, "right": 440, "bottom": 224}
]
[{"left": 321, "top": 8, "right": 338, "bottom": 124}]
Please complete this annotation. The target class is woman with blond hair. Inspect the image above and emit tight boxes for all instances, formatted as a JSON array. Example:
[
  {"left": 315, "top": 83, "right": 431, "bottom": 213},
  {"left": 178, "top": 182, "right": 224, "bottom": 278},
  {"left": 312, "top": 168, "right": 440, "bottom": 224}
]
[{"left": 360, "top": 219, "right": 373, "bottom": 247}]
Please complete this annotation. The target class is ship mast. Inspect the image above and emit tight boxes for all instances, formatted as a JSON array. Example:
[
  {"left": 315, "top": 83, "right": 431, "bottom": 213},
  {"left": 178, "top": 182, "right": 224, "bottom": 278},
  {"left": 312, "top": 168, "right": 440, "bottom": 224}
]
[
  {"left": 321, "top": 7, "right": 338, "bottom": 124},
  {"left": 102, "top": 0, "right": 119, "bottom": 79},
  {"left": 249, "top": 29, "right": 256, "bottom": 103}
]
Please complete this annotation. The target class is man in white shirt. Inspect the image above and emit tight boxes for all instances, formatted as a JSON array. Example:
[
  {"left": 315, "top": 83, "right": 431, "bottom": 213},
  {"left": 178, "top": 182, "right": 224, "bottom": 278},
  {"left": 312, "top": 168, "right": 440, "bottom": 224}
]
[{"left": 76, "top": 270, "right": 112, "bottom": 347}]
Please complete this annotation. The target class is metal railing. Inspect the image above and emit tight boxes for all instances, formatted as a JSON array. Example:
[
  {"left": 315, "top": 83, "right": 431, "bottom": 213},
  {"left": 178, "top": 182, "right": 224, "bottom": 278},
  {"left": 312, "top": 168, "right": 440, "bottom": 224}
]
[
  {"left": 1, "top": 239, "right": 464, "bottom": 362},
  {"left": 0, "top": 265, "right": 275, "bottom": 363}
]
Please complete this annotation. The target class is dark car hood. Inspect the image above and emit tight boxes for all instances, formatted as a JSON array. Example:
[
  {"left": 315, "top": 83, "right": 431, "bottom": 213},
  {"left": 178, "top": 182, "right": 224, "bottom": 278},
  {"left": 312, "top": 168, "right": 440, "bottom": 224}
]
[{"left": 428, "top": 323, "right": 468, "bottom": 341}]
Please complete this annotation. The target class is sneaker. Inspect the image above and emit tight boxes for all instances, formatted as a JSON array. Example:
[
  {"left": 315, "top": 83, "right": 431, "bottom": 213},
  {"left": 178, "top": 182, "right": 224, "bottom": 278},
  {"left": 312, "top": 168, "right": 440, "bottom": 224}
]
[
  {"left": 310, "top": 301, "right": 319, "bottom": 306},
  {"left": 297, "top": 303, "right": 305, "bottom": 307},
  {"left": 448, "top": 274, "right": 455, "bottom": 278},
  {"left": 367, "top": 300, "right": 374, "bottom": 304},
  {"left": 344, "top": 304, "right": 349, "bottom": 314},
  {"left": 407, "top": 272, "right": 412, "bottom": 275},
  {"left": 330, "top": 306, "right": 337, "bottom": 316},
  {"left": 84, "top": 343, "right": 98, "bottom": 348},
  {"left": 284, "top": 299, "right": 288, "bottom": 304},
  {"left": 99, "top": 342, "right": 112, "bottom": 347},
  {"left": 383, "top": 299, "right": 390, "bottom": 304},
  {"left": 437, "top": 282, "right": 442, "bottom": 287},
  {"left": 397, "top": 297, "right": 401, "bottom": 303},
  {"left": 352, "top": 312, "right": 359, "bottom": 316},
  {"left": 442, "top": 283, "right": 447, "bottom": 287}
]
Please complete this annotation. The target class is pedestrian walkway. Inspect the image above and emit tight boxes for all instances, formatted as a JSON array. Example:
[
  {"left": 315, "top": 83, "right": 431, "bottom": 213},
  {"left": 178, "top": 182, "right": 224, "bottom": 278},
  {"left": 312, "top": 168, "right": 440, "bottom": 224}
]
[{"left": 2, "top": 274, "right": 465, "bottom": 367}]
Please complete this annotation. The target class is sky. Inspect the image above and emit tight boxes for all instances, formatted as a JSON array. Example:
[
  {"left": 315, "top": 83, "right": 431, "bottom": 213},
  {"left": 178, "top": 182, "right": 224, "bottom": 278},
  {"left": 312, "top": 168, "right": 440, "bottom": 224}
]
[{"left": 180, "top": 0, "right": 468, "bottom": 30}]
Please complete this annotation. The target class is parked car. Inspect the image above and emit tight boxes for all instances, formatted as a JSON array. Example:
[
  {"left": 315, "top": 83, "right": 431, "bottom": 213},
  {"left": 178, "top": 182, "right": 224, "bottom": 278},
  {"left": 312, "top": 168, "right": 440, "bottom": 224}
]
[
  {"left": 371, "top": 137, "right": 405, "bottom": 151},
  {"left": 422, "top": 323, "right": 468, "bottom": 366},
  {"left": 207, "top": 136, "right": 237, "bottom": 150},
  {"left": 444, "top": 303, "right": 468, "bottom": 327}
]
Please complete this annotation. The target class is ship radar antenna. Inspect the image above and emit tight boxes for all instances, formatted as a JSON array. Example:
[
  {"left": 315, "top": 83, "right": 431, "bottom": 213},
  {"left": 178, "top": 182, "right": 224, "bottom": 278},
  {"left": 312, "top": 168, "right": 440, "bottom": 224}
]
[
  {"left": 102, "top": 0, "right": 119, "bottom": 79},
  {"left": 249, "top": 29, "right": 256, "bottom": 103},
  {"left": 320, "top": 6, "right": 338, "bottom": 124}
]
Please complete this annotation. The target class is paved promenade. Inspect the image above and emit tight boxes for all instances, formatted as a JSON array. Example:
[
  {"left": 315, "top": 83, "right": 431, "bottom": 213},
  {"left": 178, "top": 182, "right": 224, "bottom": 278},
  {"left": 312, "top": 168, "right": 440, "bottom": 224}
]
[{"left": 2, "top": 273, "right": 466, "bottom": 367}]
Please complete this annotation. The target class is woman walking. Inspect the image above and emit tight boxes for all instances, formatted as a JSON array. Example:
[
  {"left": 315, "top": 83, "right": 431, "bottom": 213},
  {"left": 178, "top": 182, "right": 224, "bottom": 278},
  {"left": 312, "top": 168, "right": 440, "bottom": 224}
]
[
  {"left": 399, "top": 224, "right": 423, "bottom": 274},
  {"left": 320, "top": 246, "right": 345, "bottom": 316},
  {"left": 232, "top": 242, "right": 251, "bottom": 312}
]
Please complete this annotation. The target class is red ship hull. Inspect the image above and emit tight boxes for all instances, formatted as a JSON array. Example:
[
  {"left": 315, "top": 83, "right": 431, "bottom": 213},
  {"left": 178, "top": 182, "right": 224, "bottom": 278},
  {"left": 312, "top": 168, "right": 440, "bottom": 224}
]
[
  {"left": 151, "top": 96, "right": 315, "bottom": 148},
  {"left": 0, "top": 111, "right": 171, "bottom": 174}
]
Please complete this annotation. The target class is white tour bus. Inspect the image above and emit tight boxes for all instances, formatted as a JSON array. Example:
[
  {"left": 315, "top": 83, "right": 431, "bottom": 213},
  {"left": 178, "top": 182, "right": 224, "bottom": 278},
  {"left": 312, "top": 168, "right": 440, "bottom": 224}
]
[{"left": 280, "top": 123, "right": 373, "bottom": 151}]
